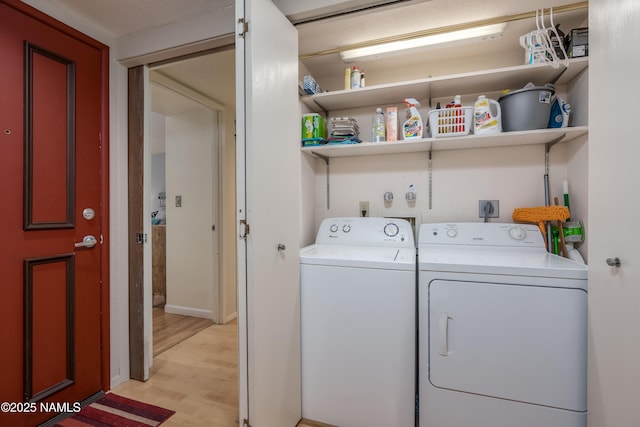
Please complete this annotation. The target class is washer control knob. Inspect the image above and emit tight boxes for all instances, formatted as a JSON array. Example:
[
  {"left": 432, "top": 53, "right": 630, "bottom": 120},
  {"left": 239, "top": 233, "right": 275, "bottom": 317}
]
[
  {"left": 384, "top": 223, "right": 399, "bottom": 237},
  {"left": 509, "top": 226, "right": 527, "bottom": 240},
  {"left": 446, "top": 228, "right": 458, "bottom": 238},
  {"left": 329, "top": 224, "right": 338, "bottom": 233},
  {"left": 342, "top": 224, "right": 351, "bottom": 233}
]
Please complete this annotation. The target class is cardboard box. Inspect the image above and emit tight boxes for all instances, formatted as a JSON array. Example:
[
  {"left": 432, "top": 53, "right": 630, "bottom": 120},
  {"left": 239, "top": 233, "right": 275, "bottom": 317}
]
[
  {"left": 566, "top": 27, "right": 588, "bottom": 58},
  {"left": 301, "top": 113, "right": 326, "bottom": 145},
  {"left": 303, "top": 75, "right": 322, "bottom": 95},
  {"left": 386, "top": 107, "right": 398, "bottom": 141}
]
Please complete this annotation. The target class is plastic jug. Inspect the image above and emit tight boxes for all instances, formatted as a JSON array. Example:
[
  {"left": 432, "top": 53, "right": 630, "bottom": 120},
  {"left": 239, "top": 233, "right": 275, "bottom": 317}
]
[
  {"left": 402, "top": 98, "right": 423, "bottom": 140},
  {"left": 473, "top": 95, "right": 502, "bottom": 135},
  {"left": 372, "top": 107, "right": 386, "bottom": 142}
]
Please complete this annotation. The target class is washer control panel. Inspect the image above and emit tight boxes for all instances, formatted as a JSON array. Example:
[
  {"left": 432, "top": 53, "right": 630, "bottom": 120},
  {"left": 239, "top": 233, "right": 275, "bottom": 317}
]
[
  {"left": 316, "top": 217, "right": 414, "bottom": 247},
  {"left": 419, "top": 223, "right": 544, "bottom": 247}
]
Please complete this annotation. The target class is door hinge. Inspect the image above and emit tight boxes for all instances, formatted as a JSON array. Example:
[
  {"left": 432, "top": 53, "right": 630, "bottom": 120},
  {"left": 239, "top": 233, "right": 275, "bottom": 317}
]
[
  {"left": 239, "top": 220, "right": 250, "bottom": 239},
  {"left": 242, "top": 419, "right": 251, "bottom": 427},
  {"left": 136, "top": 233, "right": 147, "bottom": 244},
  {"left": 238, "top": 18, "right": 248, "bottom": 38}
]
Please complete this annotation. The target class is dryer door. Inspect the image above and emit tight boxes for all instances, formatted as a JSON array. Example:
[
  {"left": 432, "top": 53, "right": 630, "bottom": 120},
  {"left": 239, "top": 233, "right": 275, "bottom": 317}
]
[{"left": 429, "top": 279, "right": 587, "bottom": 412}]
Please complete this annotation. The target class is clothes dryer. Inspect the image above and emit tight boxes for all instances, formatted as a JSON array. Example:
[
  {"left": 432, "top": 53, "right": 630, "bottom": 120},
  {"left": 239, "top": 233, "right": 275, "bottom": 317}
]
[
  {"left": 418, "top": 222, "right": 587, "bottom": 427},
  {"left": 300, "top": 217, "right": 416, "bottom": 427}
]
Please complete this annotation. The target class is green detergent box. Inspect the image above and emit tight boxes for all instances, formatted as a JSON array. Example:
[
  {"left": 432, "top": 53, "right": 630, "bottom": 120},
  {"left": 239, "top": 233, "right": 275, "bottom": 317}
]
[{"left": 301, "top": 113, "right": 326, "bottom": 145}]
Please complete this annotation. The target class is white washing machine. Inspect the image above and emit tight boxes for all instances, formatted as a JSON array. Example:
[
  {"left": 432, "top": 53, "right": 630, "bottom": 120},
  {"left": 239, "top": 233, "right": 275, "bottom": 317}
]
[
  {"left": 418, "top": 222, "right": 588, "bottom": 427},
  {"left": 300, "top": 217, "right": 416, "bottom": 427}
]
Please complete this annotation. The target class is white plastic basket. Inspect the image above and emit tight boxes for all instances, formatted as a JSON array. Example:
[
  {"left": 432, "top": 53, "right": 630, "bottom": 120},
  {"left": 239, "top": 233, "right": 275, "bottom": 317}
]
[{"left": 428, "top": 107, "right": 473, "bottom": 137}]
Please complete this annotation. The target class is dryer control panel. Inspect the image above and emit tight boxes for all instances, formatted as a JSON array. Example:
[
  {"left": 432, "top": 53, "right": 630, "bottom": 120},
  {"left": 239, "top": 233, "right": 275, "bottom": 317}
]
[
  {"left": 316, "top": 217, "right": 415, "bottom": 247},
  {"left": 419, "top": 223, "right": 545, "bottom": 247}
]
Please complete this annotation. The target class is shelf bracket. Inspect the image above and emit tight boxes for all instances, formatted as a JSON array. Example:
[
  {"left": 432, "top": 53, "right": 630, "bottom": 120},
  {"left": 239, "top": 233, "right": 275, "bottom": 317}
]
[
  {"left": 428, "top": 150, "right": 433, "bottom": 210},
  {"left": 312, "top": 151, "right": 331, "bottom": 210},
  {"left": 312, "top": 99, "right": 329, "bottom": 116},
  {"left": 550, "top": 63, "right": 571, "bottom": 85},
  {"left": 544, "top": 133, "right": 566, "bottom": 174}
]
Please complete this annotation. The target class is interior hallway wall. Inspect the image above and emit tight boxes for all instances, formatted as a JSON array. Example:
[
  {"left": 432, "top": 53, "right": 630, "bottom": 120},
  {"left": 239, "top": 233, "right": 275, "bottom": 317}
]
[
  {"left": 220, "top": 105, "right": 238, "bottom": 322},
  {"left": 164, "top": 108, "right": 218, "bottom": 317},
  {"left": 150, "top": 112, "right": 167, "bottom": 222}
]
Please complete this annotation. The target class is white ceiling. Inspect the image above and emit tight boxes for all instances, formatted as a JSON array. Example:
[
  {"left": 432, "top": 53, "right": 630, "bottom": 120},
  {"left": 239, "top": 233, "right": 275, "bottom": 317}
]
[
  {"left": 47, "top": 0, "right": 234, "bottom": 37},
  {"left": 43, "top": 0, "right": 431, "bottom": 37},
  {"left": 150, "top": 47, "right": 236, "bottom": 116}
]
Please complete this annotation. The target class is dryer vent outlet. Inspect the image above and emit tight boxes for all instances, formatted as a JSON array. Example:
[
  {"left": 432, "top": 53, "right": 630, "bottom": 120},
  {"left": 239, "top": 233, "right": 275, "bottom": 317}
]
[{"left": 479, "top": 200, "right": 499, "bottom": 218}]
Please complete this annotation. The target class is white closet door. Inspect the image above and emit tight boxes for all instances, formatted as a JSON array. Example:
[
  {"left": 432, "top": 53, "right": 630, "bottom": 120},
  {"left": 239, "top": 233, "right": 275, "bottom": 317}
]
[
  {"left": 588, "top": 0, "right": 640, "bottom": 425},
  {"left": 236, "top": 0, "right": 301, "bottom": 426}
]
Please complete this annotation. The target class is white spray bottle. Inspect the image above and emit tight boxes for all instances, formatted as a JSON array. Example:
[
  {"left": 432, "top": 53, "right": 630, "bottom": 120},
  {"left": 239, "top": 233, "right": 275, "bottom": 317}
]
[{"left": 402, "top": 98, "right": 423, "bottom": 140}]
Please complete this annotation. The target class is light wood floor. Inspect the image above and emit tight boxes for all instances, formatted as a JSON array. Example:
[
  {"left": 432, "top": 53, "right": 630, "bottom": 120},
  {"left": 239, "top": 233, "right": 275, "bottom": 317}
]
[
  {"left": 152, "top": 307, "right": 213, "bottom": 356},
  {"left": 114, "top": 311, "right": 318, "bottom": 427},
  {"left": 114, "top": 317, "right": 239, "bottom": 426}
]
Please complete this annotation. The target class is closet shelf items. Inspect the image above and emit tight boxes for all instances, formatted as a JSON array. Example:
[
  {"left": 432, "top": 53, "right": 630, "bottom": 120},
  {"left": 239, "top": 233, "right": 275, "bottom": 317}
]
[
  {"left": 300, "top": 57, "right": 588, "bottom": 158},
  {"left": 300, "top": 58, "right": 588, "bottom": 113}
]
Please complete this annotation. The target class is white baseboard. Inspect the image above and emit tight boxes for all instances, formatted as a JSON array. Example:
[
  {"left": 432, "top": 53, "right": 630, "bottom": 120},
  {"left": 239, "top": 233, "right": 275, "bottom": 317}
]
[
  {"left": 110, "top": 373, "right": 129, "bottom": 389},
  {"left": 225, "top": 311, "right": 238, "bottom": 323},
  {"left": 164, "top": 304, "right": 214, "bottom": 319}
]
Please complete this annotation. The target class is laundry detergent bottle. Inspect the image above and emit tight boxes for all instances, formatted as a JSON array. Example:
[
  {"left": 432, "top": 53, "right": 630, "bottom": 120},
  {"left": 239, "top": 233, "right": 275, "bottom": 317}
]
[
  {"left": 473, "top": 95, "right": 502, "bottom": 135},
  {"left": 402, "top": 98, "right": 423, "bottom": 140}
]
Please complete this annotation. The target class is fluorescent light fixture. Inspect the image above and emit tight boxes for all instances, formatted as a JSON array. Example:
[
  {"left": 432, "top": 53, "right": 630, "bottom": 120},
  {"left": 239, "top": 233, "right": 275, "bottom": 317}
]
[{"left": 340, "top": 23, "right": 507, "bottom": 62}]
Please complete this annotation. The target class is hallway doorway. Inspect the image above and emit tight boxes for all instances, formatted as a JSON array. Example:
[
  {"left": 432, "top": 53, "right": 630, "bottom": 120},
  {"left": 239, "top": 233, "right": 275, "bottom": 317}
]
[{"left": 147, "top": 46, "right": 237, "bottom": 353}]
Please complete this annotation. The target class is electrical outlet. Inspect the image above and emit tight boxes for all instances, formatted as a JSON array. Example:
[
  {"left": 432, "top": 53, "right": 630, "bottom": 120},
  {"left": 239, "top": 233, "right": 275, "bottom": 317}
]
[
  {"left": 478, "top": 200, "right": 499, "bottom": 218},
  {"left": 359, "top": 201, "right": 369, "bottom": 217}
]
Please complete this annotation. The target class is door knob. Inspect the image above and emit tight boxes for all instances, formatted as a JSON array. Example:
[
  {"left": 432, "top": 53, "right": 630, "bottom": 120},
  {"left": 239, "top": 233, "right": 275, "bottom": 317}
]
[
  {"left": 606, "top": 257, "right": 621, "bottom": 268},
  {"left": 277, "top": 243, "right": 286, "bottom": 251},
  {"left": 75, "top": 235, "right": 98, "bottom": 249}
]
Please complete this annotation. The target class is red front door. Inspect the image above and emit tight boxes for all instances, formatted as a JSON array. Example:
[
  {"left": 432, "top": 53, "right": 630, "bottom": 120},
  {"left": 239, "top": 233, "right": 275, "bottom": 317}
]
[{"left": 0, "top": 2, "right": 108, "bottom": 425}]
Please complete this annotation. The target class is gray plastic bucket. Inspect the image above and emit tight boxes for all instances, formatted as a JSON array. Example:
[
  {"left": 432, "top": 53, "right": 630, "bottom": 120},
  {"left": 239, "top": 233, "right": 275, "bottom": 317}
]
[{"left": 498, "top": 85, "right": 555, "bottom": 131}]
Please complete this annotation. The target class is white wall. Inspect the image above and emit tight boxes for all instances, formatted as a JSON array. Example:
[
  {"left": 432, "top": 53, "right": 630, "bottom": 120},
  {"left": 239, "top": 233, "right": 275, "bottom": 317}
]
[
  {"left": 220, "top": 106, "right": 238, "bottom": 322},
  {"left": 312, "top": 145, "right": 557, "bottom": 221},
  {"left": 150, "top": 113, "right": 167, "bottom": 223},
  {"left": 299, "top": 60, "right": 320, "bottom": 246},
  {"left": 164, "top": 109, "right": 218, "bottom": 317},
  {"left": 150, "top": 153, "right": 166, "bottom": 223}
]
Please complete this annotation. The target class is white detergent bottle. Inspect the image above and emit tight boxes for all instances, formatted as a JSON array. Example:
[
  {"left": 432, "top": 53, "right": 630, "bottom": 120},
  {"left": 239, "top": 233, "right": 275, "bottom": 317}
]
[
  {"left": 473, "top": 95, "right": 502, "bottom": 135},
  {"left": 402, "top": 98, "right": 423, "bottom": 140}
]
